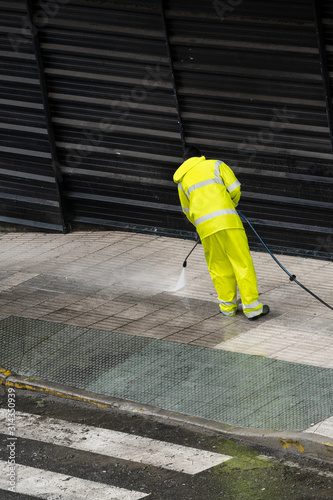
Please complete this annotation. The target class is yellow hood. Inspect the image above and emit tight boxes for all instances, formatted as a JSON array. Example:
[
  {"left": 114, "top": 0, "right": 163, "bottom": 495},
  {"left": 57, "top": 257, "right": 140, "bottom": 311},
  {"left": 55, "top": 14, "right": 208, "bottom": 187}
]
[{"left": 173, "top": 156, "right": 206, "bottom": 183}]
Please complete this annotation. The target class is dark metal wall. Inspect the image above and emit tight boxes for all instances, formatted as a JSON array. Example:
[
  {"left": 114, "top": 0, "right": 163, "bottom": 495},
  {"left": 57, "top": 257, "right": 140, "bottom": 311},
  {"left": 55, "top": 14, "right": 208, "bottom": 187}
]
[
  {"left": 0, "top": 0, "right": 332, "bottom": 259},
  {"left": 0, "top": 0, "right": 66, "bottom": 231}
]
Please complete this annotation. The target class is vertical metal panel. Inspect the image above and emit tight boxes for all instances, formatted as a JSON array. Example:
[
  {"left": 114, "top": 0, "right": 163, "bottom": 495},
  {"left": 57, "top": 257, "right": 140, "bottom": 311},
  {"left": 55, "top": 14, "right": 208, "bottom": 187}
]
[
  {"left": 25, "top": 0, "right": 69, "bottom": 232},
  {"left": 0, "top": 0, "right": 67, "bottom": 231},
  {"left": 160, "top": 0, "right": 186, "bottom": 151}
]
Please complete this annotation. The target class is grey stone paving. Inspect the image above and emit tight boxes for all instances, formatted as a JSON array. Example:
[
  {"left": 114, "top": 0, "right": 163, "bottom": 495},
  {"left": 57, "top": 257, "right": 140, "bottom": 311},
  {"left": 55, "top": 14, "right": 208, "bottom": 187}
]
[{"left": 0, "top": 230, "right": 332, "bottom": 431}]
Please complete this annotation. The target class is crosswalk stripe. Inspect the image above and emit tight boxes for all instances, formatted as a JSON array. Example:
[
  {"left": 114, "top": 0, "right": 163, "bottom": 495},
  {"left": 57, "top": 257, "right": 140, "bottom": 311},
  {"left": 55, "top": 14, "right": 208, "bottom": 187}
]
[
  {"left": 0, "top": 460, "right": 148, "bottom": 499},
  {"left": 0, "top": 410, "right": 232, "bottom": 474}
]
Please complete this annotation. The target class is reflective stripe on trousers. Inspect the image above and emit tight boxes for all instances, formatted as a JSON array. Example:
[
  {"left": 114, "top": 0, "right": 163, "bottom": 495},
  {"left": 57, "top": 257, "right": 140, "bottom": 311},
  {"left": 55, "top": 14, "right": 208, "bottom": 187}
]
[
  {"left": 201, "top": 229, "right": 263, "bottom": 318},
  {"left": 218, "top": 298, "right": 238, "bottom": 316},
  {"left": 242, "top": 299, "right": 263, "bottom": 318}
]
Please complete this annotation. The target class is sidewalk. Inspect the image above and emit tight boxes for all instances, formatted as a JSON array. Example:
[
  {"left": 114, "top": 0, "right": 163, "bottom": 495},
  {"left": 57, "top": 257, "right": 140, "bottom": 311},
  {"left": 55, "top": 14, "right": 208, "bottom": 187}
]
[{"left": 0, "top": 229, "right": 333, "bottom": 461}]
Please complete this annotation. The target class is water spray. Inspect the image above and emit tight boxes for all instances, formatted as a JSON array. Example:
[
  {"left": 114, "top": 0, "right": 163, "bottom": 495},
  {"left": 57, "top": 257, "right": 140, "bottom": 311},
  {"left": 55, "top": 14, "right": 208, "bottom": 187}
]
[{"left": 171, "top": 238, "right": 200, "bottom": 292}]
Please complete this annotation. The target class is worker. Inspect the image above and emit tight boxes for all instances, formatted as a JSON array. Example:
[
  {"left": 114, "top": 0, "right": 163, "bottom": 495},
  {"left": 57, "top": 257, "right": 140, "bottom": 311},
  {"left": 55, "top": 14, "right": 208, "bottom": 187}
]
[{"left": 173, "top": 146, "right": 269, "bottom": 320}]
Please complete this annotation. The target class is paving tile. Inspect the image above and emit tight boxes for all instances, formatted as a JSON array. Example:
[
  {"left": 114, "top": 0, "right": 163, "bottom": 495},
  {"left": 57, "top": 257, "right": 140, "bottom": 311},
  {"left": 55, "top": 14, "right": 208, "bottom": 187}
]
[
  {"left": 65, "top": 297, "right": 111, "bottom": 312},
  {"left": 115, "top": 303, "right": 160, "bottom": 320},
  {"left": 65, "top": 313, "right": 110, "bottom": 327},
  {"left": 92, "top": 317, "right": 134, "bottom": 331},
  {"left": 136, "top": 324, "right": 182, "bottom": 339},
  {"left": 14, "top": 306, "right": 58, "bottom": 319},
  {"left": 39, "top": 309, "right": 83, "bottom": 323}
]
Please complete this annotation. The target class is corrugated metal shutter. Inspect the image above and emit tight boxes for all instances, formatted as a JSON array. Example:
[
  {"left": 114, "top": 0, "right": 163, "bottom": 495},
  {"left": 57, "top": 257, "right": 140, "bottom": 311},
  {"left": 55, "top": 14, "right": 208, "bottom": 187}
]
[
  {"left": 0, "top": 0, "right": 66, "bottom": 231},
  {"left": 0, "top": 0, "right": 332, "bottom": 260}
]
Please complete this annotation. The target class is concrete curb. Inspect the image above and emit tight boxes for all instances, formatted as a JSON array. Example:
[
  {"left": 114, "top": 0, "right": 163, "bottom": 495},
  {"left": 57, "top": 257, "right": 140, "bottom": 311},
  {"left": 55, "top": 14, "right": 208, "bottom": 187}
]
[{"left": 1, "top": 367, "right": 333, "bottom": 464}]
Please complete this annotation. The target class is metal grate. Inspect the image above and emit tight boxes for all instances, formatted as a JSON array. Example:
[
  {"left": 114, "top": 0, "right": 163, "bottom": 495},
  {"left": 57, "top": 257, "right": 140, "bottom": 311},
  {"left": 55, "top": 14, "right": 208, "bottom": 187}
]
[{"left": 1, "top": 315, "right": 333, "bottom": 431}]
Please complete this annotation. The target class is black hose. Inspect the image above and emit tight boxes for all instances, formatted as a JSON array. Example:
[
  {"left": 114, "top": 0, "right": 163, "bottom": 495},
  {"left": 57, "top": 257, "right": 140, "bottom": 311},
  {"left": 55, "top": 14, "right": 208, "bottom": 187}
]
[{"left": 238, "top": 210, "right": 333, "bottom": 311}]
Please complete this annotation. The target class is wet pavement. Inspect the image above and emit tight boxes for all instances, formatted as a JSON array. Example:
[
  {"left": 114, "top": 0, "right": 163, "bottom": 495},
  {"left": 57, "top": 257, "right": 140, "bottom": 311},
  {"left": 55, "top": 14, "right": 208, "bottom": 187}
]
[{"left": 0, "top": 229, "right": 333, "bottom": 460}]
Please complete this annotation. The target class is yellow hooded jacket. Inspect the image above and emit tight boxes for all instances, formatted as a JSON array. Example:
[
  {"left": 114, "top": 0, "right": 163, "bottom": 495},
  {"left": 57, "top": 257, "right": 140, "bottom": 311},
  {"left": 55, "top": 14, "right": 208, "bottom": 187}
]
[{"left": 173, "top": 156, "right": 244, "bottom": 240}]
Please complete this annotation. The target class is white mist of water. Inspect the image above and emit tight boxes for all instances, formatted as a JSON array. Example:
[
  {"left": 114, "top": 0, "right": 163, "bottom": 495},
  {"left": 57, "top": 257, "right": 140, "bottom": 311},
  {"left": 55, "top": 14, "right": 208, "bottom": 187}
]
[{"left": 170, "top": 267, "right": 187, "bottom": 292}]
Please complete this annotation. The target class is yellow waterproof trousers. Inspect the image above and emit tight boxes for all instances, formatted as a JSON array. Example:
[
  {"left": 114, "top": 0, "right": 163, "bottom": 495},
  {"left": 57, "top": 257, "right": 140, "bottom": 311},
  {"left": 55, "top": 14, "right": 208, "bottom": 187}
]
[{"left": 201, "top": 229, "right": 263, "bottom": 319}]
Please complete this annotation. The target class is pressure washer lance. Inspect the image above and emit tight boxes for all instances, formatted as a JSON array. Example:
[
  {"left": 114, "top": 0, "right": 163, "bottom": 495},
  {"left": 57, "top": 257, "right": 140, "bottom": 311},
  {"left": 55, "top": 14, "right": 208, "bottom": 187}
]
[
  {"left": 183, "top": 239, "right": 200, "bottom": 267},
  {"left": 237, "top": 210, "right": 333, "bottom": 311}
]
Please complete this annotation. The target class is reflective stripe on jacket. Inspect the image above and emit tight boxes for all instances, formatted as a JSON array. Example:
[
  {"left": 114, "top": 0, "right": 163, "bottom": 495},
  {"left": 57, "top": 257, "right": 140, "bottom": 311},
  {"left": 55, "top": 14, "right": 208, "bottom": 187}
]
[{"left": 173, "top": 156, "right": 244, "bottom": 239}]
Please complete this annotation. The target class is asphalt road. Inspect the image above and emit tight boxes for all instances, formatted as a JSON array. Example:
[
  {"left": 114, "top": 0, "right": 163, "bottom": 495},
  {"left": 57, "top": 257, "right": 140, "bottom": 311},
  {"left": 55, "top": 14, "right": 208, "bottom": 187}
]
[{"left": 1, "top": 386, "right": 333, "bottom": 499}]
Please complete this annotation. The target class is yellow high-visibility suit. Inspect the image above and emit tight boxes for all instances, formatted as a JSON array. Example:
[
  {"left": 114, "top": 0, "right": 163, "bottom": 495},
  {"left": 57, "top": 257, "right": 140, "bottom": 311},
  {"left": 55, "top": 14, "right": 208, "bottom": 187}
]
[{"left": 173, "top": 155, "right": 263, "bottom": 319}]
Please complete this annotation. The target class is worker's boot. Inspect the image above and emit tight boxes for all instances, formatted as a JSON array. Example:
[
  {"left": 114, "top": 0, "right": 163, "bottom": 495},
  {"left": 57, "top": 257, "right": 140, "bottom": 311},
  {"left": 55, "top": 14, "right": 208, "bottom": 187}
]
[{"left": 249, "top": 304, "right": 270, "bottom": 320}]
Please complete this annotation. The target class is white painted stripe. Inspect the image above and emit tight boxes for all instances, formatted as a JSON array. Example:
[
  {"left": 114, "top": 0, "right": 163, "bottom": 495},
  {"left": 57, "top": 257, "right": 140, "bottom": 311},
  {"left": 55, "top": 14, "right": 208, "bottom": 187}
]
[
  {"left": 0, "top": 460, "right": 148, "bottom": 500},
  {"left": 0, "top": 410, "right": 232, "bottom": 475}
]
